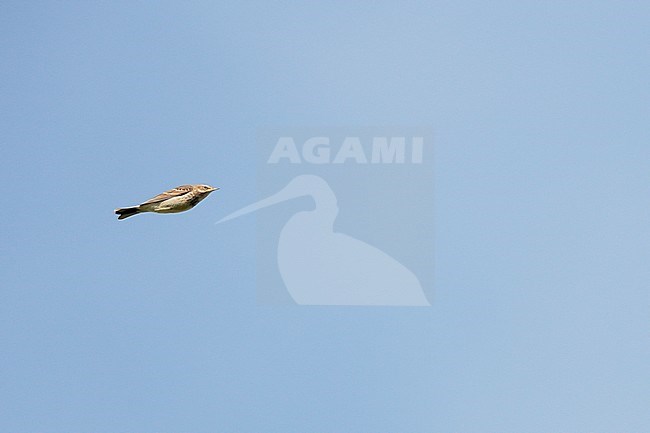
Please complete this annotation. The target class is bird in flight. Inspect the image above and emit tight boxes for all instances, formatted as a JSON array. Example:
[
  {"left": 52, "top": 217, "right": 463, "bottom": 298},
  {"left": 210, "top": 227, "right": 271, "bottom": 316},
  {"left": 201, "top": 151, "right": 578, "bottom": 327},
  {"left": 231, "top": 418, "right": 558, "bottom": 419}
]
[{"left": 115, "top": 184, "right": 219, "bottom": 220}]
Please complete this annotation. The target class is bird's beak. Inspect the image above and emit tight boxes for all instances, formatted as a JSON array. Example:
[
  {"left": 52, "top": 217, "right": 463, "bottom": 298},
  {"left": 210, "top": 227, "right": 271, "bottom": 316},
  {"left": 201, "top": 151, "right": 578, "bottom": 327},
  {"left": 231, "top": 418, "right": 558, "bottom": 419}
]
[
  {"left": 216, "top": 182, "right": 300, "bottom": 224},
  {"left": 209, "top": 187, "right": 220, "bottom": 192}
]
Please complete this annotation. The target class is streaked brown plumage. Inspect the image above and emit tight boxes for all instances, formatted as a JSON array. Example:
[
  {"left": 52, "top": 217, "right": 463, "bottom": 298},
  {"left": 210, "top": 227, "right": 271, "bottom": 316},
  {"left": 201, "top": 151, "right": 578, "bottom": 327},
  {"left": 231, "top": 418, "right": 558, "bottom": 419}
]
[{"left": 115, "top": 184, "right": 219, "bottom": 220}]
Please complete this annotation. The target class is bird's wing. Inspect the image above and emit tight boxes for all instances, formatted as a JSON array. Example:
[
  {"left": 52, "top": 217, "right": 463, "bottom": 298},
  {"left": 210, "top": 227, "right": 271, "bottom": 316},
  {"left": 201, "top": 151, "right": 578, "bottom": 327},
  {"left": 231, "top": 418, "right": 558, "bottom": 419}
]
[{"left": 140, "top": 185, "right": 194, "bottom": 205}]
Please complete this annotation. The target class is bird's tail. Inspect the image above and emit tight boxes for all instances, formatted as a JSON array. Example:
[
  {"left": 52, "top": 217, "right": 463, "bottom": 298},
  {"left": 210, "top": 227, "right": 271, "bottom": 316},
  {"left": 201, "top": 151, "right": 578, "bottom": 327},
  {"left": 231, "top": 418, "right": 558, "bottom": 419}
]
[{"left": 115, "top": 206, "right": 141, "bottom": 220}]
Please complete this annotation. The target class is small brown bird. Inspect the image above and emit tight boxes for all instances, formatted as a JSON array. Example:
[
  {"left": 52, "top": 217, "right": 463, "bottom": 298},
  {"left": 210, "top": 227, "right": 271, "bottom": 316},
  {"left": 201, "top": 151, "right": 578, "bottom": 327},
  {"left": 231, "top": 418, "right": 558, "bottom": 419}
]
[{"left": 115, "top": 184, "right": 219, "bottom": 220}]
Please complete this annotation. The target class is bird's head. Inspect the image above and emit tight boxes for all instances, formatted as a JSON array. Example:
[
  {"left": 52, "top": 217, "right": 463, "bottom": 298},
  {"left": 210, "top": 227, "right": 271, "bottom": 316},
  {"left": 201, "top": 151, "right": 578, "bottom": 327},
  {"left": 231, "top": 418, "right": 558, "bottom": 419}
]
[
  {"left": 198, "top": 184, "right": 219, "bottom": 193},
  {"left": 216, "top": 175, "right": 337, "bottom": 225}
]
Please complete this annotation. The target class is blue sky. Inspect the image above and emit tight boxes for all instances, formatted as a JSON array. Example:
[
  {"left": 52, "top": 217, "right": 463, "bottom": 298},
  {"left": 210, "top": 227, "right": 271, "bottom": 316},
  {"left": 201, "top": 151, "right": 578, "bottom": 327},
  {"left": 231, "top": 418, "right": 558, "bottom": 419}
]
[{"left": 1, "top": 1, "right": 649, "bottom": 432}]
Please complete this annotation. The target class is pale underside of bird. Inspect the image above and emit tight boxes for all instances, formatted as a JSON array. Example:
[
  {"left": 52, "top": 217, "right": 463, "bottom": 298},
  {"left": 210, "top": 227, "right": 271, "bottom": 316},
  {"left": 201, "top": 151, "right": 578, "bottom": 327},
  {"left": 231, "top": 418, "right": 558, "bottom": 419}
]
[{"left": 115, "top": 184, "right": 219, "bottom": 220}]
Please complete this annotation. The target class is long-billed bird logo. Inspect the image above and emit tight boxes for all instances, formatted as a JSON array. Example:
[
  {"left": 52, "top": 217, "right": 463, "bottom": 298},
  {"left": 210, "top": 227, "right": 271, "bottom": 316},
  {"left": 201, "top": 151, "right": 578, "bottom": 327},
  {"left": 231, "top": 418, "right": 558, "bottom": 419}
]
[{"left": 217, "top": 175, "right": 429, "bottom": 306}]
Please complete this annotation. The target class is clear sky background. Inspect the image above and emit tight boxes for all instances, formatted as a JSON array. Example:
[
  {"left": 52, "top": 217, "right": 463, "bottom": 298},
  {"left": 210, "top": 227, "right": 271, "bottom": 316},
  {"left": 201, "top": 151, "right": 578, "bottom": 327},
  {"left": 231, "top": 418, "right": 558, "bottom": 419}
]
[{"left": 1, "top": 1, "right": 649, "bottom": 432}]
